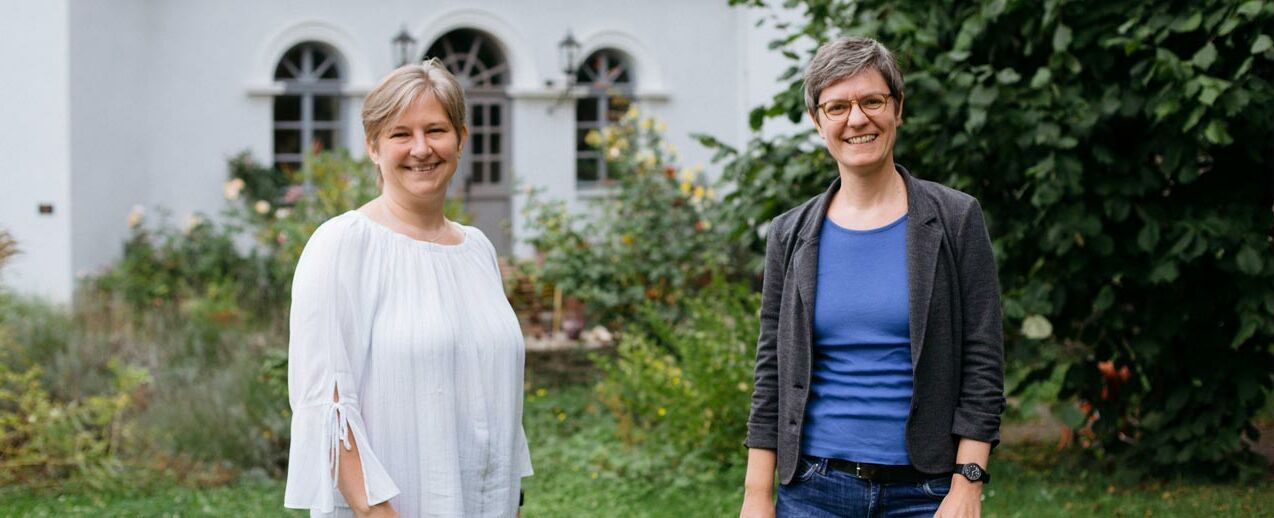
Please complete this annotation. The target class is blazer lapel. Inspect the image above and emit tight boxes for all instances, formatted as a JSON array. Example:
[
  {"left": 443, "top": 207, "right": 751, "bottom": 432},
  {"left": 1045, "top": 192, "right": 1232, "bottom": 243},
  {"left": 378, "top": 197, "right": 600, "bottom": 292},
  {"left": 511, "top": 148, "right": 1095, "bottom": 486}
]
[
  {"left": 902, "top": 167, "right": 941, "bottom": 368},
  {"left": 793, "top": 179, "right": 839, "bottom": 325}
]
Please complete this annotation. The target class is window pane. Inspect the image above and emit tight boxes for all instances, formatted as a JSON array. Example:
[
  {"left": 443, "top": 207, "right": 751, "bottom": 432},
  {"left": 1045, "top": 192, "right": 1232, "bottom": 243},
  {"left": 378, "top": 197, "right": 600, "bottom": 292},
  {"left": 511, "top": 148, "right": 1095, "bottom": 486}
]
[
  {"left": 607, "top": 96, "right": 630, "bottom": 122},
  {"left": 274, "top": 95, "right": 301, "bottom": 121},
  {"left": 489, "top": 104, "right": 501, "bottom": 126},
  {"left": 275, "top": 160, "right": 301, "bottom": 176},
  {"left": 314, "top": 95, "right": 340, "bottom": 121},
  {"left": 473, "top": 133, "right": 485, "bottom": 155},
  {"left": 577, "top": 129, "right": 594, "bottom": 151},
  {"left": 577, "top": 157, "right": 599, "bottom": 182},
  {"left": 274, "top": 129, "right": 301, "bottom": 154},
  {"left": 471, "top": 161, "right": 484, "bottom": 183},
  {"left": 473, "top": 104, "right": 485, "bottom": 127},
  {"left": 313, "top": 129, "right": 335, "bottom": 152},
  {"left": 319, "top": 61, "right": 341, "bottom": 79},
  {"left": 576, "top": 97, "right": 598, "bottom": 122}
]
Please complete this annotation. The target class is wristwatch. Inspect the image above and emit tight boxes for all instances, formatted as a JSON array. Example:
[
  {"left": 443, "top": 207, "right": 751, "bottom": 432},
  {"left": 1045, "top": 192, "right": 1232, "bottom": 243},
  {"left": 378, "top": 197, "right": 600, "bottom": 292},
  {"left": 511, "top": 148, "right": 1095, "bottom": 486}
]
[{"left": 953, "top": 463, "right": 991, "bottom": 484}]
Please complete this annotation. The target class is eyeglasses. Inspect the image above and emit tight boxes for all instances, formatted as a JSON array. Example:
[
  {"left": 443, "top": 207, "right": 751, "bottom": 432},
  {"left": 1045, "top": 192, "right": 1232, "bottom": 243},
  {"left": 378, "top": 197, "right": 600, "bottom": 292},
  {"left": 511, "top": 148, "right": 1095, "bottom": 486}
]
[{"left": 816, "top": 94, "right": 892, "bottom": 121}]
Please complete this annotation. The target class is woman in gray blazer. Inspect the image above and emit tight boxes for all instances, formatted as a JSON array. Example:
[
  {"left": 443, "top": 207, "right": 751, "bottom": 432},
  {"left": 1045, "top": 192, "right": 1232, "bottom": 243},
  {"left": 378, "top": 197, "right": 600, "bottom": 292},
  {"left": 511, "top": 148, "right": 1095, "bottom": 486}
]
[{"left": 739, "top": 36, "right": 1004, "bottom": 518}]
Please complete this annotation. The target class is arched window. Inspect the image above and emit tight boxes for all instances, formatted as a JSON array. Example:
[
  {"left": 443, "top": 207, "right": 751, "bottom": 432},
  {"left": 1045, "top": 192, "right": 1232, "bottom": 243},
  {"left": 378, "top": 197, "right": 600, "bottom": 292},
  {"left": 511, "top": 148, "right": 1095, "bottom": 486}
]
[
  {"left": 272, "top": 42, "right": 344, "bottom": 176},
  {"left": 426, "top": 29, "right": 509, "bottom": 190},
  {"left": 575, "top": 49, "right": 634, "bottom": 186},
  {"left": 424, "top": 29, "right": 513, "bottom": 255}
]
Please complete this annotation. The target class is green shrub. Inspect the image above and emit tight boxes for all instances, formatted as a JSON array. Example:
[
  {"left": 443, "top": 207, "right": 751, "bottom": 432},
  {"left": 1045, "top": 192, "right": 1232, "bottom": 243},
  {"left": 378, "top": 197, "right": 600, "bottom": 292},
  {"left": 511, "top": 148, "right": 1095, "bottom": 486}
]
[
  {"left": 522, "top": 107, "right": 740, "bottom": 327},
  {"left": 593, "top": 282, "right": 758, "bottom": 479},
  {"left": 0, "top": 324, "right": 150, "bottom": 488},
  {"left": 717, "top": 0, "right": 1274, "bottom": 477}
]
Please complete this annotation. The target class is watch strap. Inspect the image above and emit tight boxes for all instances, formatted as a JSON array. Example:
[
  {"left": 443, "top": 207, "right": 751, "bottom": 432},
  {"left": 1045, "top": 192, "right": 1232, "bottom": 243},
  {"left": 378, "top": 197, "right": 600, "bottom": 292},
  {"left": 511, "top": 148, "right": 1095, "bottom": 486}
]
[{"left": 953, "top": 463, "right": 990, "bottom": 484}]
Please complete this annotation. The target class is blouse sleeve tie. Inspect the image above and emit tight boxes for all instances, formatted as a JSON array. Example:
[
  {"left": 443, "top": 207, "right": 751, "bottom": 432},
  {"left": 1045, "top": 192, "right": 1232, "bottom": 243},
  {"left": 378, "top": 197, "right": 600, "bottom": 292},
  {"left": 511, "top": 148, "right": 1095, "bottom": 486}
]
[
  {"left": 284, "top": 398, "right": 401, "bottom": 513},
  {"left": 326, "top": 399, "right": 354, "bottom": 487}
]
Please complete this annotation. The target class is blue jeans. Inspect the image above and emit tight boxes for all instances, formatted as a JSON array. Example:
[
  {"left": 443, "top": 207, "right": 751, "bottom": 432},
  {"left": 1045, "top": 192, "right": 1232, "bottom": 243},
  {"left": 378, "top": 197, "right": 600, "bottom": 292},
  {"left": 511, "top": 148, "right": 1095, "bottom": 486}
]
[{"left": 777, "top": 457, "right": 950, "bottom": 517}]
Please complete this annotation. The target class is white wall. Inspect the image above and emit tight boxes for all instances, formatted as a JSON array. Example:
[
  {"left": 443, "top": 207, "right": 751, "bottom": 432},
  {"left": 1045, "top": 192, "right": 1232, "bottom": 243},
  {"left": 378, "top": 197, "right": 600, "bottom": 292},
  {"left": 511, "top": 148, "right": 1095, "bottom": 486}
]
[
  {"left": 69, "top": 0, "right": 150, "bottom": 280},
  {"left": 739, "top": 3, "right": 809, "bottom": 141},
  {"left": 3, "top": 0, "right": 790, "bottom": 296},
  {"left": 0, "top": 0, "right": 73, "bottom": 302}
]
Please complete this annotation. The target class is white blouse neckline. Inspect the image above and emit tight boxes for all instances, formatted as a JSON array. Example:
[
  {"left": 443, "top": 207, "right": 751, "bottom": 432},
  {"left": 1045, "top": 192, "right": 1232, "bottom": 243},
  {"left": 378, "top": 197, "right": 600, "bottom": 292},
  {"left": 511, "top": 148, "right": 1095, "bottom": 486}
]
[{"left": 345, "top": 210, "right": 474, "bottom": 252}]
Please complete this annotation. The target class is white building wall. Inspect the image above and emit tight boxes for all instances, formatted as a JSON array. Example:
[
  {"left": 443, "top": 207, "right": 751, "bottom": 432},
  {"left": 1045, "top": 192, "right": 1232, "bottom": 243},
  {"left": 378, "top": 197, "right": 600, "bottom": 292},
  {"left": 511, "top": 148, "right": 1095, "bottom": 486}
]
[
  {"left": 3, "top": 0, "right": 796, "bottom": 297},
  {"left": 0, "top": 0, "right": 73, "bottom": 302},
  {"left": 68, "top": 0, "right": 150, "bottom": 281}
]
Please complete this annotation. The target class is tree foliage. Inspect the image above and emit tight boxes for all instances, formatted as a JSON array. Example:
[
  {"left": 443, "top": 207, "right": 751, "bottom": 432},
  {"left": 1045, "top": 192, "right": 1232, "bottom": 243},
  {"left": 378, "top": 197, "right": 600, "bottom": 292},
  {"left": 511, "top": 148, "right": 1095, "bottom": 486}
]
[{"left": 711, "top": 0, "right": 1274, "bottom": 477}]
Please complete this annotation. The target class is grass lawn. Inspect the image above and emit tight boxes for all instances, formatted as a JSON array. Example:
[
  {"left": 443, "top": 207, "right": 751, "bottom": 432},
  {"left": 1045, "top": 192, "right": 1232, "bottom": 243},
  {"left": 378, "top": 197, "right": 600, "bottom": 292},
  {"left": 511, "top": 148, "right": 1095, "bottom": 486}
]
[{"left": 3, "top": 351, "right": 1271, "bottom": 517}]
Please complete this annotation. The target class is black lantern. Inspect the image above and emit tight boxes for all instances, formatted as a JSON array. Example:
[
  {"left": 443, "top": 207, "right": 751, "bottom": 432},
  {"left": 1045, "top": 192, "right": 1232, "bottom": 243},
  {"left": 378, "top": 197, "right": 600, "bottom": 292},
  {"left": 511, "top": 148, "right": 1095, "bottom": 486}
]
[
  {"left": 392, "top": 25, "right": 417, "bottom": 67},
  {"left": 557, "top": 30, "right": 580, "bottom": 86}
]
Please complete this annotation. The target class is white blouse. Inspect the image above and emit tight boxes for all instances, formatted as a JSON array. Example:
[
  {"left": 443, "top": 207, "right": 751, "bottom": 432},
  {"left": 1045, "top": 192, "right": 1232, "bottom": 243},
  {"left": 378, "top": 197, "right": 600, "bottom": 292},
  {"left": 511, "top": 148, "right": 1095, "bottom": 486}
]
[{"left": 284, "top": 211, "right": 533, "bottom": 518}]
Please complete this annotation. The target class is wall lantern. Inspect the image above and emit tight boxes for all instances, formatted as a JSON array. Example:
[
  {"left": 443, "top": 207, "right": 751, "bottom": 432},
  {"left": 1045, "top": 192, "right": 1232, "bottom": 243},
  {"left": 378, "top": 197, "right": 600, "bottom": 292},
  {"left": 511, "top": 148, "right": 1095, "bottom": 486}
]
[
  {"left": 558, "top": 30, "right": 581, "bottom": 87},
  {"left": 392, "top": 25, "right": 417, "bottom": 67}
]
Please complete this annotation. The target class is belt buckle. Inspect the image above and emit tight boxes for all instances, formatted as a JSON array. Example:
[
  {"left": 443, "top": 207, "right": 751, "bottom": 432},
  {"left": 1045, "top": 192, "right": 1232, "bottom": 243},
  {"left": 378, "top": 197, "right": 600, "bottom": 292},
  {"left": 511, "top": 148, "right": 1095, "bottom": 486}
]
[{"left": 855, "top": 463, "right": 862, "bottom": 478}]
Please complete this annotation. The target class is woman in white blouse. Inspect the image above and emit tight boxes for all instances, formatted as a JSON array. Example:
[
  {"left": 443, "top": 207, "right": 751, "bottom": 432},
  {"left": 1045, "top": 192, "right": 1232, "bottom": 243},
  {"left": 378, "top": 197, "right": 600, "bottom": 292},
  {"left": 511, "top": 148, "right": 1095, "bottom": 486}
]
[{"left": 284, "top": 59, "right": 532, "bottom": 518}]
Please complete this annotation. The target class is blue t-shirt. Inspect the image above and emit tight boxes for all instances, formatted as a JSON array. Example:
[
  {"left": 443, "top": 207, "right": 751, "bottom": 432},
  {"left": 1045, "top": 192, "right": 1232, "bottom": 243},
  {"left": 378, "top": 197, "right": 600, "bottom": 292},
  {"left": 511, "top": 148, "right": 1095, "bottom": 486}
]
[{"left": 801, "top": 214, "right": 913, "bottom": 465}]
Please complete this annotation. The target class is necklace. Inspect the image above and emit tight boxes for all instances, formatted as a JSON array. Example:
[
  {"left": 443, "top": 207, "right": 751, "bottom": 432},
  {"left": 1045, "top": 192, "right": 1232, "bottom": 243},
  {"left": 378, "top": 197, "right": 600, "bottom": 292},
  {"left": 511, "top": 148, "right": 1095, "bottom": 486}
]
[{"left": 375, "top": 201, "right": 455, "bottom": 244}]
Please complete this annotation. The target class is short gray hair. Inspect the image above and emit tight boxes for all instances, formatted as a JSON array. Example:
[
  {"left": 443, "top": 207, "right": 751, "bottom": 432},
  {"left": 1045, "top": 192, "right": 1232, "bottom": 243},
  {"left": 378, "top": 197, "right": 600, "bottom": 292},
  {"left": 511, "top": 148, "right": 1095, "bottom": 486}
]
[
  {"left": 804, "top": 36, "right": 905, "bottom": 119},
  {"left": 362, "top": 58, "right": 467, "bottom": 146}
]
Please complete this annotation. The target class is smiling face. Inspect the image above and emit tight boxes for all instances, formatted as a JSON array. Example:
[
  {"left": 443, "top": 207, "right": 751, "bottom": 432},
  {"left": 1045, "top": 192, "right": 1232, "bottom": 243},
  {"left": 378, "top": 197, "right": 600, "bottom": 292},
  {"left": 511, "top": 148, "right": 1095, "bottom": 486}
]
[
  {"left": 367, "top": 92, "right": 468, "bottom": 203},
  {"left": 812, "top": 69, "right": 903, "bottom": 178}
]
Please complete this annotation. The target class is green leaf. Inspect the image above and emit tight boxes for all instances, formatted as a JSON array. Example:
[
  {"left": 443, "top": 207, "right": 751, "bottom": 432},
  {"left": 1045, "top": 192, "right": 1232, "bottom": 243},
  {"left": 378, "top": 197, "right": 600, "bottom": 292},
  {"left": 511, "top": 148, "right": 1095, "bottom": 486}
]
[
  {"left": 1251, "top": 35, "right": 1273, "bottom": 54},
  {"left": 1231, "top": 318, "right": 1258, "bottom": 348},
  {"left": 1204, "top": 120, "right": 1233, "bottom": 145},
  {"left": 1170, "top": 12, "right": 1202, "bottom": 32},
  {"left": 1237, "top": 1, "right": 1264, "bottom": 18},
  {"left": 1191, "top": 42, "right": 1217, "bottom": 70},
  {"left": 1053, "top": 24, "right": 1073, "bottom": 52},
  {"left": 1218, "top": 17, "right": 1241, "bottom": 36},
  {"left": 748, "top": 107, "right": 765, "bottom": 131},
  {"left": 1236, "top": 245, "right": 1263, "bottom": 275},
  {"left": 1137, "top": 222, "right": 1160, "bottom": 252},
  {"left": 1030, "top": 68, "right": 1053, "bottom": 88},
  {"left": 1182, "top": 106, "right": 1206, "bottom": 131},
  {"left": 968, "top": 84, "right": 999, "bottom": 106},
  {"left": 996, "top": 68, "right": 1022, "bottom": 84},
  {"left": 1093, "top": 285, "right": 1115, "bottom": 312},
  {"left": 1198, "top": 84, "right": 1222, "bottom": 107},
  {"left": 965, "top": 108, "right": 987, "bottom": 133},
  {"left": 1148, "top": 262, "right": 1179, "bottom": 283}
]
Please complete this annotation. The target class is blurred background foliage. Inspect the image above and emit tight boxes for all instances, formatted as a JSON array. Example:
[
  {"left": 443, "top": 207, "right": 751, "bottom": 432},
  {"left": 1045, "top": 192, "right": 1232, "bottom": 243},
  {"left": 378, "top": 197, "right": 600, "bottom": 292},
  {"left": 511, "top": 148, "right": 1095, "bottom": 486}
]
[
  {"left": 710, "top": 0, "right": 1274, "bottom": 477},
  {"left": 522, "top": 107, "right": 743, "bottom": 330}
]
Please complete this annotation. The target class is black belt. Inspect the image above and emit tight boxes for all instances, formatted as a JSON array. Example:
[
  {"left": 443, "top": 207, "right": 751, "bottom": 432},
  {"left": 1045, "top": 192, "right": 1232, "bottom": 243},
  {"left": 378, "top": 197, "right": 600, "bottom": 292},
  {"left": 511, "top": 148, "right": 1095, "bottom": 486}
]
[{"left": 823, "top": 458, "right": 934, "bottom": 483}]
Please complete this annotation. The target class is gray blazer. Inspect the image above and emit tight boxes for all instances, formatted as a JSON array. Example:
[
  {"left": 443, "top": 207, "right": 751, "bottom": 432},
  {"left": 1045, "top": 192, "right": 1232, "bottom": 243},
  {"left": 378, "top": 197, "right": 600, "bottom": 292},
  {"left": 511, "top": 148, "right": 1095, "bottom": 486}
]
[{"left": 744, "top": 165, "right": 1005, "bottom": 483}]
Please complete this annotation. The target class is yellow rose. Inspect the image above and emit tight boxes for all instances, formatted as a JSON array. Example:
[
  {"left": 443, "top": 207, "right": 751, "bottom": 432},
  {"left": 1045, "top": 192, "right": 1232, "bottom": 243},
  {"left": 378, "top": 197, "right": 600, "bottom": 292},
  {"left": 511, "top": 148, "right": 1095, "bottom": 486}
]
[
  {"left": 127, "top": 205, "right": 145, "bottom": 228},
  {"left": 223, "top": 178, "right": 245, "bottom": 200}
]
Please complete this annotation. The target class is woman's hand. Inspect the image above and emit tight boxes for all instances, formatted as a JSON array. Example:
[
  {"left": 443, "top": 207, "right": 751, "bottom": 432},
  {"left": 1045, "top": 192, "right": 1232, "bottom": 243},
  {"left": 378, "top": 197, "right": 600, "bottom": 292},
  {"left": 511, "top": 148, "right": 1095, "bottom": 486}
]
[
  {"left": 739, "top": 493, "right": 776, "bottom": 518},
  {"left": 934, "top": 476, "right": 981, "bottom": 518},
  {"left": 353, "top": 502, "right": 399, "bottom": 518},
  {"left": 739, "top": 448, "right": 777, "bottom": 518}
]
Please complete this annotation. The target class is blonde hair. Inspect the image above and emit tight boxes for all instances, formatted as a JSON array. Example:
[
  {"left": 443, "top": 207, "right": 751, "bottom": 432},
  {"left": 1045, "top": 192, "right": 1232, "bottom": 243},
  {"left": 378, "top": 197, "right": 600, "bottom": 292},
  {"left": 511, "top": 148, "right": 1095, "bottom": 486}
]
[{"left": 362, "top": 58, "right": 467, "bottom": 146}]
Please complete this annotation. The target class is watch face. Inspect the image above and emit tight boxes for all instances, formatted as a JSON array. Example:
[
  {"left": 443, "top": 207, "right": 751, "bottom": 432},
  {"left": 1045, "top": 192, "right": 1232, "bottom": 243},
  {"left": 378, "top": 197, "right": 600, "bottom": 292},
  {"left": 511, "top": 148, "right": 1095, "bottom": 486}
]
[{"left": 965, "top": 465, "right": 982, "bottom": 480}]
